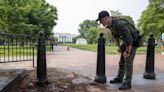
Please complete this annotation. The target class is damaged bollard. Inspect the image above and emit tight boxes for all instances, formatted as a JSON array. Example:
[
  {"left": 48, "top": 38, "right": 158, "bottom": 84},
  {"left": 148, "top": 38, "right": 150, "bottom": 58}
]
[{"left": 94, "top": 33, "right": 106, "bottom": 83}]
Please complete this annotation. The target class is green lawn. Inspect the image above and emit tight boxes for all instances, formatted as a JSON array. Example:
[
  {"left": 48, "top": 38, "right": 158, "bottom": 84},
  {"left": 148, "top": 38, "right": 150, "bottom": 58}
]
[
  {"left": 0, "top": 46, "right": 52, "bottom": 56},
  {"left": 62, "top": 44, "right": 161, "bottom": 55}
]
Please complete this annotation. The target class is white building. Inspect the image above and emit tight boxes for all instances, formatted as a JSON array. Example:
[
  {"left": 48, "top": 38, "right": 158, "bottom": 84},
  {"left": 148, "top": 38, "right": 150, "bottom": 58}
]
[
  {"left": 76, "top": 38, "right": 87, "bottom": 45},
  {"left": 54, "top": 33, "right": 76, "bottom": 43}
]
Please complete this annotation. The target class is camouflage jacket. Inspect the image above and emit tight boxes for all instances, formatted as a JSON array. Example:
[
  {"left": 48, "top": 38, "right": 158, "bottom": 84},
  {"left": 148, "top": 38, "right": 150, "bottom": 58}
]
[{"left": 107, "top": 18, "right": 138, "bottom": 46}]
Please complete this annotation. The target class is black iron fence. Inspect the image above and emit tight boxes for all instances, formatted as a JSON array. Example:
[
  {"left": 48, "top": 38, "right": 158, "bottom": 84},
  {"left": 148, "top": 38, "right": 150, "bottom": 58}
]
[{"left": 0, "top": 33, "right": 34, "bottom": 65}]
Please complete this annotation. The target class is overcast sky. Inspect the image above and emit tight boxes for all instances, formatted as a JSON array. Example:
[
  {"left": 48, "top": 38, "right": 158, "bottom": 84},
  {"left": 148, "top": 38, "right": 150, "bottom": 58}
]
[{"left": 45, "top": 0, "right": 149, "bottom": 35}]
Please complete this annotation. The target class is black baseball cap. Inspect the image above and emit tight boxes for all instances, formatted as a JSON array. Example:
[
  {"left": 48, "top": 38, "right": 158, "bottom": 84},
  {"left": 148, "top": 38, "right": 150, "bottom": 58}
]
[{"left": 96, "top": 10, "right": 110, "bottom": 21}]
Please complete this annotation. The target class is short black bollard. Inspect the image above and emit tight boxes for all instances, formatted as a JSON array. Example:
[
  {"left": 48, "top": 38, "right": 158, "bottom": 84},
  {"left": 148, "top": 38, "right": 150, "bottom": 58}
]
[
  {"left": 94, "top": 33, "right": 106, "bottom": 83},
  {"left": 36, "top": 31, "right": 48, "bottom": 85},
  {"left": 143, "top": 32, "right": 156, "bottom": 79}
]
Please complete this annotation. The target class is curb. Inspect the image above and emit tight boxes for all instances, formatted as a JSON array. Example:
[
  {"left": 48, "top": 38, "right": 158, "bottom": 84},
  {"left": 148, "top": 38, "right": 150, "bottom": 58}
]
[{"left": 0, "top": 69, "right": 27, "bottom": 92}]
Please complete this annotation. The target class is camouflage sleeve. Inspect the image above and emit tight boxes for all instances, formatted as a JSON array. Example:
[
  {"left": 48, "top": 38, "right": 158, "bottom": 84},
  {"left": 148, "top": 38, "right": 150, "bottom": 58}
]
[{"left": 117, "top": 20, "right": 133, "bottom": 46}]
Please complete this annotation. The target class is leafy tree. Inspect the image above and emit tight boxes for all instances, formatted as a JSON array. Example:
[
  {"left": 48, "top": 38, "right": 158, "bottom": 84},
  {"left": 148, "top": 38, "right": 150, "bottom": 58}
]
[
  {"left": 138, "top": 0, "right": 164, "bottom": 39},
  {"left": 85, "top": 27, "right": 98, "bottom": 44},
  {"left": 0, "top": 0, "right": 58, "bottom": 39},
  {"left": 97, "top": 27, "right": 112, "bottom": 45},
  {"left": 110, "top": 10, "right": 135, "bottom": 25},
  {"left": 110, "top": 10, "right": 122, "bottom": 17},
  {"left": 78, "top": 20, "right": 99, "bottom": 38},
  {"left": 78, "top": 20, "right": 100, "bottom": 44}
]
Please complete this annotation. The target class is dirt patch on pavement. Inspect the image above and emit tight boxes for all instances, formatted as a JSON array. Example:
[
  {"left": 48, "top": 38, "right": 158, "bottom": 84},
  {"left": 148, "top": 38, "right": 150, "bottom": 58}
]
[{"left": 10, "top": 68, "right": 108, "bottom": 92}]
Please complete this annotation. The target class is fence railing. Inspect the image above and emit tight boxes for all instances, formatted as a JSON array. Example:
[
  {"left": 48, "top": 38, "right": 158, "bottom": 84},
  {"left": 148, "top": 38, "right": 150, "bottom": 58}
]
[{"left": 0, "top": 33, "right": 34, "bottom": 65}]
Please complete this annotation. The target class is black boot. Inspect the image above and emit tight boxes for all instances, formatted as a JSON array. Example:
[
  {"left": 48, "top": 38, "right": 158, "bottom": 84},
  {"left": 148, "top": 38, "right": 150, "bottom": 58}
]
[
  {"left": 119, "top": 83, "right": 131, "bottom": 90},
  {"left": 110, "top": 77, "right": 122, "bottom": 83}
]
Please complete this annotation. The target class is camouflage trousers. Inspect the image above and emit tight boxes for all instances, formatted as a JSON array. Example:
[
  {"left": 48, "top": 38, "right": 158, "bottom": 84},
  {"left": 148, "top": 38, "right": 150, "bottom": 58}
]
[{"left": 117, "top": 45, "right": 137, "bottom": 85}]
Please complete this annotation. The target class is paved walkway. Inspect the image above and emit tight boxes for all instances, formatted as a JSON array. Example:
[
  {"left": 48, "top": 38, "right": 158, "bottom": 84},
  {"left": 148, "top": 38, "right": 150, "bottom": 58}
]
[
  {"left": 47, "top": 46, "right": 164, "bottom": 77},
  {"left": 46, "top": 46, "right": 164, "bottom": 92},
  {"left": 0, "top": 46, "right": 164, "bottom": 91}
]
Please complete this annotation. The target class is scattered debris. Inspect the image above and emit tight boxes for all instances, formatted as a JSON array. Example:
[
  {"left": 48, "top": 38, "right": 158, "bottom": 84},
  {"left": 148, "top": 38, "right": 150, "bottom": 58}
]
[{"left": 9, "top": 68, "right": 107, "bottom": 92}]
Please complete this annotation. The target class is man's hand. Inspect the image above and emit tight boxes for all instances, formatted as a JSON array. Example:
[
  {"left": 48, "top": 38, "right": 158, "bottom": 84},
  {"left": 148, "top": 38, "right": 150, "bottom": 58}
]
[
  {"left": 117, "top": 47, "right": 121, "bottom": 53},
  {"left": 123, "top": 51, "right": 130, "bottom": 59},
  {"left": 123, "top": 44, "right": 132, "bottom": 59}
]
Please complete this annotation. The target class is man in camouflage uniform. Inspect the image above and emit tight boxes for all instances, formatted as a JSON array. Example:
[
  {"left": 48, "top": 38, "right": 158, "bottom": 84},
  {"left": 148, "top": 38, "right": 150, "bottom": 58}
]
[
  {"left": 49, "top": 35, "right": 55, "bottom": 51},
  {"left": 96, "top": 11, "right": 138, "bottom": 90}
]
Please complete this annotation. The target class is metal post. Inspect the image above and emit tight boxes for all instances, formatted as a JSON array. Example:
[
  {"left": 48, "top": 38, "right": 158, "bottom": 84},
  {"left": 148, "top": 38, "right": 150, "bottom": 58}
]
[
  {"left": 36, "top": 31, "right": 48, "bottom": 85},
  {"left": 94, "top": 33, "right": 106, "bottom": 83},
  {"left": 143, "top": 32, "right": 156, "bottom": 79},
  {"left": 32, "top": 46, "right": 35, "bottom": 67}
]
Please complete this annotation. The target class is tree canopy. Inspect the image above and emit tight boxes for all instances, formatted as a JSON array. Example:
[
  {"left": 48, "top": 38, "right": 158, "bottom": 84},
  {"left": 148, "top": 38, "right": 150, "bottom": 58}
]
[
  {"left": 138, "top": 0, "right": 164, "bottom": 39},
  {"left": 0, "top": 0, "right": 58, "bottom": 39},
  {"left": 110, "top": 10, "right": 135, "bottom": 25},
  {"left": 78, "top": 20, "right": 99, "bottom": 44}
]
